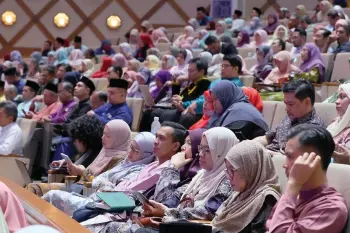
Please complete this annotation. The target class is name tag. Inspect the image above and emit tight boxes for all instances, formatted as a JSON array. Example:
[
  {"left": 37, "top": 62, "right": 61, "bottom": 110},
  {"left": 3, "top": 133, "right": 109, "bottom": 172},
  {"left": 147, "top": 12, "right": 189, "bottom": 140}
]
[{"left": 107, "top": 113, "right": 112, "bottom": 119}]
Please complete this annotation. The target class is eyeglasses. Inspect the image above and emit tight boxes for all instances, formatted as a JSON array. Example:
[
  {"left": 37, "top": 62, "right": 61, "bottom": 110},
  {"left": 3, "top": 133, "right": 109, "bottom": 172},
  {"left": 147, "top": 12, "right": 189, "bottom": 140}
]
[
  {"left": 198, "top": 145, "right": 210, "bottom": 155},
  {"left": 221, "top": 64, "right": 232, "bottom": 69},
  {"left": 128, "top": 140, "right": 140, "bottom": 153},
  {"left": 224, "top": 168, "right": 238, "bottom": 177}
]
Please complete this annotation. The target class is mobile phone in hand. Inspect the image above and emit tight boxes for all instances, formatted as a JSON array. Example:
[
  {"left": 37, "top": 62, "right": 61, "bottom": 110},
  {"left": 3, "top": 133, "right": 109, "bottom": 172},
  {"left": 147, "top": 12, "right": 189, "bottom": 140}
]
[{"left": 61, "top": 153, "right": 73, "bottom": 164}]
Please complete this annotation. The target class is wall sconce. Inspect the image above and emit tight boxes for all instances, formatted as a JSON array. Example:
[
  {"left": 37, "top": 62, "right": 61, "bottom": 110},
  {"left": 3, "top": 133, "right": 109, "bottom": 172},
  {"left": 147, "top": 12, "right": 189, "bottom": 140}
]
[
  {"left": 1, "top": 11, "right": 16, "bottom": 26},
  {"left": 107, "top": 15, "right": 121, "bottom": 29},
  {"left": 54, "top": 13, "right": 69, "bottom": 28}
]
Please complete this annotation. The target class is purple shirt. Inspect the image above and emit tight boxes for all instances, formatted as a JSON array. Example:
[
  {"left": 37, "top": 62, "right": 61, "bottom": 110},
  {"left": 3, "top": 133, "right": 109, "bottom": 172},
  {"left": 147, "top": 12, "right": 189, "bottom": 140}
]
[{"left": 50, "top": 99, "right": 77, "bottom": 123}]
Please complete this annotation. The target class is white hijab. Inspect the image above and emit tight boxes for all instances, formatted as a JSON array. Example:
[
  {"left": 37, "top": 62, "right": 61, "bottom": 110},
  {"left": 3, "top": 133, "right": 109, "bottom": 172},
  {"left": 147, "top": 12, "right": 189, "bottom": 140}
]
[
  {"left": 327, "top": 84, "right": 350, "bottom": 137},
  {"left": 181, "top": 127, "right": 239, "bottom": 207}
]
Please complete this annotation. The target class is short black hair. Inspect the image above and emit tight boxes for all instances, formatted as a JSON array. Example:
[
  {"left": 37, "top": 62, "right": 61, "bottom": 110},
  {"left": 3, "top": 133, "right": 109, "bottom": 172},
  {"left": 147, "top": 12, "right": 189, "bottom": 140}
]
[
  {"left": 287, "top": 124, "right": 335, "bottom": 171},
  {"left": 234, "top": 10, "right": 242, "bottom": 17},
  {"left": 274, "top": 39, "right": 286, "bottom": 50},
  {"left": 161, "top": 121, "right": 187, "bottom": 152},
  {"left": 47, "top": 65, "right": 56, "bottom": 76},
  {"left": 320, "top": 29, "right": 331, "bottom": 38},
  {"left": 328, "top": 9, "right": 340, "bottom": 19},
  {"left": 65, "top": 65, "right": 73, "bottom": 72},
  {"left": 253, "top": 7, "right": 262, "bottom": 17},
  {"left": 223, "top": 54, "right": 242, "bottom": 74},
  {"left": 112, "top": 65, "right": 123, "bottom": 77},
  {"left": 189, "top": 58, "right": 208, "bottom": 76},
  {"left": 68, "top": 115, "right": 103, "bottom": 151},
  {"left": 0, "top": 101, "right": 18, "bottom": 122},
  {"left": 96, "top": 91, "right": 108, "bottom": 103},
  {"left": 282, "top": 79, "right": 315, "bottom": 105},
  {"left": 197, "top": 7, "right": 207, "bottom": 13},
  {"left": 294, "top": 28, "right": 307, "bottom": 38},
  {"left": 205, "top": 35, "right": 219, "bottom": 46}
]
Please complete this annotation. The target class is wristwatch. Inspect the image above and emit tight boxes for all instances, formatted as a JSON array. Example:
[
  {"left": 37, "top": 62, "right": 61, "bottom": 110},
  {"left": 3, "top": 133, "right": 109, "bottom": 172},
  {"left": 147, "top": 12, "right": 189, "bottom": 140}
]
[{"left": 169, "top": 163, "right": 176, "bottom": 169}]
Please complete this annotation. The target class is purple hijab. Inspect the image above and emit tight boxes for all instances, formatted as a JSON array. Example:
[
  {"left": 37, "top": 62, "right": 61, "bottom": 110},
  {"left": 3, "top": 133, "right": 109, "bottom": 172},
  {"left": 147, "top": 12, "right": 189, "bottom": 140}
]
[
  {"left": 300, "top": 43, "right": 325, "bottom": 83},
  {"left": 151, "top": 70, "right": 172, "bottom": 99},
  {"left": 264, "top": 13, "right": 279, "bottom": 34},
  {"left": 237, "top": 31, "right": 250, "bottom": 48},
  {"left": 179, "top": 128, "right": 206, "bottom": 182}
]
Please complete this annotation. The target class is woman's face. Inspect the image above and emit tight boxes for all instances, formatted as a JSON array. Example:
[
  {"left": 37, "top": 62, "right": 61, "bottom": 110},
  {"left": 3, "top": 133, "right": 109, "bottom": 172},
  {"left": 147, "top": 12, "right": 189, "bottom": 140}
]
[
  {"left": 335, "top": 88, "right": 350, "bottom": 117},
  {"left": 254, "top": 33, "right": 261, "bottom": 44},
  {"left": 275, "top": 58, "right": 288, "bottom": 73},
  {"left": 268, "top": 15, "right": 275, "bottom": 25},
  {"left": 81, "top": 62, "right": 87, "bottom": 72},
  {"left": 277, "top": 27, "right": 286, "bottom": 39},
  {"left": 130, "top": 35, "right": 138, "bottom": 44},
  {"left": 28, "top": 60, "right": 35, "bottom": 72},
  {"left": 181, "top": 136, "right": 193, "bottom": 159},
  {"left": 48, "top": 55, "right": 55, "bottom": 63},
  {"left": 136, "top": 75, "right": 146, "bottom": 85},
  {"left": 198, "top": 136, "right": 213, "bottom": 171},
  {"left": 211, "top": 92, "right": 224, "bottom": 115},
  {"left": 176, "top": 53, "right": 185, "bottom": 65},
  {"left": 237, "top": 33, "right": 243, "bottom": 43},
  {"left": 271, "top": 40, "right": 281, "bottom": 54},
  {"left": 256, "top": 50, "right": 265, "bottom": 63},
  {"left": 102, "top": 126, "right": 114, "bottom": 149},
  {"left": 203, "top": 96, "right": 214, "bottom": 116},
  {"left": 127, "top": 62, "right": 134, "bottom": 71},
  {"left": 225, "top": 160, "right": 247, "bottom": 192},
  {"left": 216, "top": 23, "right": 224, "bottom": 34},
  {"left": 320, "top": 3, "right": 327, "bottom": 12},
  {"left": 161, "top": 56, "right": 167, "bottom": 69},
  {"left": 296, "top": 7, "right": 301, "bottom": 15},
  {"left": 127, "top": 140, "right": 143, "bottom": 162},
  {"left": 300, "top": 46, "right": 309, "bottom": 61}
]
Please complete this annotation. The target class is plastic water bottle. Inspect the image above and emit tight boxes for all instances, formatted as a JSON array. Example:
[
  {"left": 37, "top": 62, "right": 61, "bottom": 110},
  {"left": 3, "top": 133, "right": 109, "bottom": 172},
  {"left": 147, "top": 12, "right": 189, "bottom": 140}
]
[{"left": 151, "top": 117, "right": 161, "bottom": 135}]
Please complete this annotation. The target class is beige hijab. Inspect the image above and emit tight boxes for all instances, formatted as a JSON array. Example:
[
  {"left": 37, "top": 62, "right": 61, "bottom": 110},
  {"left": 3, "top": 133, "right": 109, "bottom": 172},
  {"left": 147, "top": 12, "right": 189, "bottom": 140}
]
[
  {"left": 327, "top": 84, "right": 350, "bottom": 137},
  {"left": 212, "top": 141, "right": 280, "bottom": 233},
  {"left": 181, "top": 127, "right": 239, "bottom": 207},
  {"left": 87, "top": 119, "right": 131, "bottom": 175},
  {"left": 82, "top": 59, "right": 94, "bottom": 78}
]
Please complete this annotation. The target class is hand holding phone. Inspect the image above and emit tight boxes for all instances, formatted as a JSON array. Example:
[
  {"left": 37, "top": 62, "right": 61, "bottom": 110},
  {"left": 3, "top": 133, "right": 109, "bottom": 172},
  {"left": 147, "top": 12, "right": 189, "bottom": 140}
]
[{"left": 61, "top": 153, "right": 73, "bottom": 165}]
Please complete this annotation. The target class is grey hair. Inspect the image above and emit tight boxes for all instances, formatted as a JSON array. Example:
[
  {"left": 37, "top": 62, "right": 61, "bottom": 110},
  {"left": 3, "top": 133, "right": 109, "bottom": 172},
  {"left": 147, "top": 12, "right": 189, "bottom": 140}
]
[
  {"left": 5, "top": 85, "right": 18, "bottom": 95},
  {"left": 30, "top": 58, "right": 40, "bottom": 73},
  {"left": 60, "top": 82, "right": 74, "bottom": 94},
  {"left": 0, "top": 101, "right": 18, "bottom": 122}
]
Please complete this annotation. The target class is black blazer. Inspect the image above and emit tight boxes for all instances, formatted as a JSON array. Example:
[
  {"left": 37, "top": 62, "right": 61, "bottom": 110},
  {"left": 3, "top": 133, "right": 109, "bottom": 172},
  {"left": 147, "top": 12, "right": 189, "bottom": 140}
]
[{"left": 221, "top": 42, "right": 238, "bottom": 56}]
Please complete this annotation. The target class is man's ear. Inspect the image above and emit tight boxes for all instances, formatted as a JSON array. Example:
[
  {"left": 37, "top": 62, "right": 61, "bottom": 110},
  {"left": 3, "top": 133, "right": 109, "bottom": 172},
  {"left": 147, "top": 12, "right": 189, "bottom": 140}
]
[{"left": 173, "top": 141, "right": 180, "bottom": 152}]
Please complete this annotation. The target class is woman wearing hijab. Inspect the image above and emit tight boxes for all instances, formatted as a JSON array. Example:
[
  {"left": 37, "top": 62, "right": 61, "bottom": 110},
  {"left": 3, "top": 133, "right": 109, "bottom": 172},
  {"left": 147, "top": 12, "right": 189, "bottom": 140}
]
[
  {"left": 317, "top": 1, "right": 333, "bottom": 23},
  {"left": 212, "top": 20, "right": 231, "bottom": 38},
  {"left": 123, "top": 70, "right": 137, "bottom": 88},
  {"left": 141, "top": 20, "right": 154, "bottom": 34},
  {"left": 296, "top": 43, "right": 325, "bottom": 83},
  {"left": 188, "top": 18, "right": 200, "bottom": 31},
  {"left": 170, "top": 49, "right": 193, "bottom": 77},
  {"left": 112, "top": 53, "right": 128, "bottom": 68},
  {"left": 0, "top": 182, "right": 28, "bottom": 233},
  {"left": 212, "top": 141, "right": 280, "bottom": 233},
  {"left": 236, "top": 30, "right": 250, "bottom": 48},
  {"left": 251, "top": 45, "right": 273, "bottom": 82},
  {"left": 199, "top": 51, "right": 213, "bottom": 67},
  {"left": 225, "top": 17, "right": 233, "bottom": 29},
  {"left": 190, "top": 90, "right": 214, "bottom": 130},
  {"left": 249, "top": 29, "right": 269, "bottom": 48},
  {"left": 69, "top": 49, "right": 84, "bottom": 71},
  {"left": 209, "top": 80, "right": 268, "bottom": 139},
  {"left": 134, "top": 33, "right": 154, "bottom": 62},
  {"left": 269, "top": 25, "right": 289, "bottom": 44},
  {"left": 53, "top": 49, "right": 69, "bottom": 66},
  {"left": 333, "top": 5, "right": 349, "bottom": 20},
  {"left": 147, "top": 48, "right": 161, "bottom": 59},
  {"left": 208, "top": 54, "right": 224, "bottom": 79},
  {"left": 245, "top": 16, "right": 261, "bottom": 36},
  {"left": 152, "top": 28, "right": 170, "bottom": 45},
  {"left": 145, "top": 55, "right": 161, "bottom": 76},
  {"left": 81, "top": 59, "right": 94, "bottom": 78},
  {"left": 10, "top": 50, "right": 22, "bottom": 63},
  {"left": 47, "top": 51, "right": 56, "bottom": 65},
  {"left": 43, "top": 132, "right": 156, "bottom": 216},
  {"left": 296, "top": 5, "right": 307, "bottom": 18},
  {"left": 129, "top": 29, "right": 140, "bottom": 47},
  {"left": 91, "top": 57, "right": 113, "bottom": 78},
  {"left": 127, "top": 68, "right": 152, "bottom": 98},
  {"left": 192, "top": 29, "right": 209, "bottom": 49},
  {"left": 264, "top": 13, "right": 279, "bottom": 35},
  {"left": 119, "top": 42, "right": 134, "bottom": 60},
  {"left": 126, "top": 59, "right": 141, "bottom": 73},
  {"left": 30, "top": 51, "right": 43, "bottom": 65},
  {"left": 95, "top": 40, "right": 115, "bottom": 56},
  {"left": 26, "top": 58, "right": 40, "bottom": 82},
  {"left": 161, "top": 55, "right": 177, "bottom": 71},
  {"left": 174, "top": 26, "right": 195, "bottom": 48}
]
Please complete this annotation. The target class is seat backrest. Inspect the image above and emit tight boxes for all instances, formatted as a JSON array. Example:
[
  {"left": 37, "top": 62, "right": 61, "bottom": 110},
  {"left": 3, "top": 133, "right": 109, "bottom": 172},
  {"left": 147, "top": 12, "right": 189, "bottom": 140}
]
[
  {"left": 192, "top": 49, "right": 204, "bottom": 58},
  {"left": 272, "top": 153, "right": 350, "bottom": 209},
  {"left": 331, "top": 53, "right": 350, "bottom": 82},
  {"left": 156, "top": 43, "right": 171, "bottom": 52},
  {"left": 18, "top": 119, "right": 37, "bottom": 148},
  {"left": 270, "top": 101, "right": 287, "bottom": 129},
  {"left": 93, "top": 63, "right": 102, "bottom": 72},
  {"left": 96, "top": 78, "right": 108, "bottom": 91},
  {"left": 244, "top": 57, "right": 256, "bottom": 71},
  {"left": 126, "top": 98, "right": 144, "bottom": 132},
  {"left": 262, "top": 101, "right": 278, "bottom": 129},
  {"left": 239, "top": 75, "right": 255, "bottom": 87},
  {"left": 237, "top": 47, "right": 256, "bottom": 58}
]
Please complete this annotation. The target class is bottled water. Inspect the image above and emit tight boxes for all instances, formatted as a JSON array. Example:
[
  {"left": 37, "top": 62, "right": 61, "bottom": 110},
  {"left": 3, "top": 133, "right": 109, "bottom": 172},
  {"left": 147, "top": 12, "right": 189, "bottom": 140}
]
[{"left": 151, "top": 117, "right": 161, "bottom": 135}]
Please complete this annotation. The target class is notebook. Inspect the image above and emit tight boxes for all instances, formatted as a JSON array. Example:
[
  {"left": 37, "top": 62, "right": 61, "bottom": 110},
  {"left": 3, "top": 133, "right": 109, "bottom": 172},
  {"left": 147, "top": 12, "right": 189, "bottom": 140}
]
[
  {"left": 15, "top": 159, "right": 32, "bottom": 186},
  {"left": 97, "top": 192, "right": 136, "bottom": 212},
  {"left": 139, "top": 85, "right": 155, "bottom": 107}
]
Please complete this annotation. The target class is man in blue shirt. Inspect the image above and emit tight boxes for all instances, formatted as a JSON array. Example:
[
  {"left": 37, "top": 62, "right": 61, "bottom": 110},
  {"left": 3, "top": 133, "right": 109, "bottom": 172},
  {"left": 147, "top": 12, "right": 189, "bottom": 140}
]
[
  {"left": 88, "top": 79, "right": 132, "bottom": 126},
  {"left": 3, "top": 67, "right": 25, "bottom": 94},
  {"left": 196, "top": 7, "right": 211, "bottom": 26}
]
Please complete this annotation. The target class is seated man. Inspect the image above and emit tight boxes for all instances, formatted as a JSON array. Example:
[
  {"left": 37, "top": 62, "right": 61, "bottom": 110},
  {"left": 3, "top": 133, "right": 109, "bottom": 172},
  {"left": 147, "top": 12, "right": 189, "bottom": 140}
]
[
  {"left": 90, "top": 91, "right": 107, "bottom": 110},
  {"left": 290, "top": 28, "right": 306, "bottom": 58},
  {"left": 205, "top": 35, "right": 238, "bottom": 56},
  {"left": 88, "top": 79, "right": 132, "bottom": 126},
  {"left": 325, "top": 25, "right": 350, "bottom": 54},
  {"left": 0, "top": 101, "right": 22, "bottom": 155},
  {"left": 254, "top": 79, "right": 326, "bottom": 152},
  {"left": 0, "top": 80, "right": 5, "bottom": 102},
  {"left": 25, "top": 82, "right": 60, "bottom": 121},
  {"left": 3, "top": 67, "right": 25, "bottom": 94},
  {"left": 4, "top": 84, "right": 21, "bottom": 105},
  {"left": 42, "top": 82, "right": 77, "bottom": 123},
  {"left": 56, "top": 64, "right": 67, "bottom": 83},
  {"left": 266, "top": 124, "right": 348, "bottom": 233},
  {"left": 17, "top": 80, "right": 40, "bottom": 118},
  {"left": 210, "top": 54, "right": 243, "bottom": 88},
  {"left": 38, "top": 65, "right": 58, "bottom": 95}
]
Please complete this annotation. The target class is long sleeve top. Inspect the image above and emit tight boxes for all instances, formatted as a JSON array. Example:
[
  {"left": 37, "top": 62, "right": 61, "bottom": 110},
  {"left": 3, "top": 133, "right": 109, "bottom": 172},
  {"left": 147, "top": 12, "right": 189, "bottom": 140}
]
[
  {"left": 266, "top": 185, "right": 348, "bottom": 233},
  {"left": 0, "top": 122, "right": 23, "bottom": 155},
  {"left": 93, "top": 102, "right": 133, "bottom": 126},
  {"left": 50, "top": 99, "right": 77, "bottom": 123},
  {"left": 31, "top": 102, "right": 61, "bottom": 121}
]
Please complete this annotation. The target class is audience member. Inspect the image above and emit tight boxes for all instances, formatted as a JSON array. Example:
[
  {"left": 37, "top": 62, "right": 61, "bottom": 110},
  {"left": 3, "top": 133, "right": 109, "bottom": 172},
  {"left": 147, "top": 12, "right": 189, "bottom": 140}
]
[
  {"left": 90, "top": 91, "right": 107, "bottom": 110},
  {"left": 4, "top": 67, "right": 25, "bottom": 94},
  {"left": 313, "top": 29, "right": 332, "bottom": 53},
  {"left": 251, "top": 7, "right": 262, "bottom": 18},
  {"left": 205, "top": 35, "right": 238, "bottom": 56},
  {"left": 173, "top": 26, "right": 195, "bottom": 48},
  {"left": 290, "top": 28, "right": 307, "bottom": 57},
  {"left": 300, "top": 15, "right": 314, "bottom": 33},
  {"left": 4, "top": 85, "right": 20, "bottom": 104},
  {"left": 0, "top": 101, "right": 22, "bottom": 155},
  {"left": 264, "top": 13, "right": 279, "bottom": 35},
  {"left": 95, "top": 40, "right": 115, "bottom": 56},
  {"left": 26, "top": 58, "right": 40, "bottom": 82},
  {"left": 317, "top": 0, "right": 333, "bottom": 23},
  {"left": 236, "top": 31, "right": 250, "bottom": 48},
  {"left": 296, "top": 5, "right": 307, "bottom": 18},
  {"left": 326, "top": 25, "right": 350, "bottom": 54},
  {"left": 327, "top": 9, "right": 341, "bottom": 32},
  {"left": 254, "top": 79, "right": 326, "bottom": 151},
  {"left": 211, "top": 21, "right": 230, "bottom": 39},
  {"left": 245, "top": 17, "right": 261, "bottom": 36},
  {"left": 232, "top": 10, "right": 245, "bottom": 34},
  {"left": 67, "top": 36, "right": 88, "bottom": 55},
  {"left": 297, "top": 43, "right": 325, "bottom": 83},
  {"left": 266, "top": 124, "right": 348, "bottom": 233},
  {"left": 141, "top": 20, "right": 154, "bottom": 34},
  {"left": 251, "top": 45, "right": 273, "bottom": 82},
  {"left": 196, "top": 7, "right": 211, "bottom": 26},
  {"left": 17, "top": 80, "right": 40, "bottom": 118},
  {"left": 41, "top": 40, "right": 51, "bottom": 57},
  {"left": 249, "top": 29, "right": 269, "bottom": 47},
  {"left": 92, "top": 57, "right": 113, "bottom": 78},
  {"left": 210, "top": 54, "right": 243, "bottom": 88},
  {"left": 170, "top": 49, "right": 192, "bottom": 78},
  {"left": 53, "top": 37, "right": 65, "bottom": 52},
  {"left": 207, "top": 54, "right": 224, "bottom": 79},
  {"left": 53, "top": 49, "right": 69, "bottom": 66},
  {"left": 37, "top": 65, "right": 57, "bottom": 94},
  {"left": 271, "top": 25, "right": 289, "bottom": 42},
  {"left": 0, "top": 80, "right": 5, "bottom": 102},
  {"left": 270, "top": 39, "right": 286, "bottom": 55},
  {"left": 135, "top": 33, "right": 154, "bottom": 62},
  {"left": 81, "top": 59, "right": 94, "bottom": 78},
  {"left": 119, "top": 42, "right": 134, "bottom": 60}
]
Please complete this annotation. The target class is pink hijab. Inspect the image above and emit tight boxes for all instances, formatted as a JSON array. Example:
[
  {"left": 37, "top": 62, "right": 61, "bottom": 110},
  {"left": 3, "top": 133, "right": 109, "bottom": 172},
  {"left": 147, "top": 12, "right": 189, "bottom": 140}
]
[
  {"left": 87, "top": 120, "right": 131, "bottom": 175},
  {"left": 112, "top": 53, "right": 128, "bottom": 68},
  {"left": 250, "top": 29, "right": 269, "bottom": 47},
  {"left": 0, "top": 182, "right": 28, "bottom": 233}
]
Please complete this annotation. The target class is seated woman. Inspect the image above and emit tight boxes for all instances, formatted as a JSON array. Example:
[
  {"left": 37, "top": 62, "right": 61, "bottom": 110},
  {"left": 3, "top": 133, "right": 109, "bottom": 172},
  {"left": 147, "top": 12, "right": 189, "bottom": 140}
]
[
  {"left": 145, "top": 55, "right": 161, "bottom": 76},
  {"left": 244, "top": 17, "right": 261, "bottom": 36},
  {"left": 191, "top": 29, "right": 208, "bottom": 49},
  {"left": 269, "top": 25, "right": 289, "bottom": 44},
  {"left": 173, "top": 26, "right": 195, "bottom": 48},
  {"left": 249, "top": 29, "right": 269, "bottom": 48},
  {"left": 91, "top": 57, "right": 113, "bottom": 78},
  {"left": 127, "top": 68, "right": 152, "bottom": 98},
  {"left": 26, "top": 58, "right": 40, "bottom": 82},
  {"left": 161, "top": 55, "right": 177, "bottom": 71},
  {"left": 127, "top": 59, "right": 141, "bottom": 73},
  {"left": 209, "top": 80, "right": 268, "bottom": 140},
  {"left": 211, "top": 20, "right": 231, "bottom": 39},
  {"left": 190, "top": 90, "right": 214, "bottom": 130},
  {"left": 199, "top": 52, "right": 213, "bottom": 67},
  {"left": 147, "top": 48, "right": 161, "bottom": 59},
  {"left": 250, "top": 45, "right": 273, "bottom": 82},
  {"left": 316, "top": 1, "right": 333, "bottom": 23},
  {"left": 264, "top": 13, "right": 279, "bottom": 35},
  {"left": 236, "top": 30, "right": 250, "bottom": 48},
  {"left": 95, "top": 40, "right": 115, "bottom": 56},
  {"left": 0, "top": 182, "right": 28, "bottom": 232},
  {"left": 170, "top": 49, "right": 193, "bottom": 78},
  {"left": 81, "top": 59, "right": 94, "bottom": 78},
  {"left": 28, "top": 119, "right": 130, "bottom": 197},
  {"left": 43, "top": 132, "right": 156, "bottom": 216},
  {"left": 207, "top": 54, "right": 224, "bottom": 79},
  {"left": 112, "top": 53, "right": 128, "bottom": 70},
  {"left": 120, "top": 42, "right": 134, "bottom": 60},
  {"left": 212, "top": 141, "right": 280, "bottom": 233},
  {"left": 131, "top": 127, "right": 237, "bottom": 233},
  {"left": 134, "top": 33, "right": 154, "bottom": 62},
  {"left": 85, "top": 49, "right": 98, "bottom": 64},
  {"left": 152, "top": 29, "right": 170, "bottom": 45},
  {"left": 128, "top": 29, "right": 139, "bottom": 48},
  {"left": 124, "top": 70, "right": 137, "bottom": 88},
  {"left": 296, "top": 43, "right": 325, "bottom": 83}
]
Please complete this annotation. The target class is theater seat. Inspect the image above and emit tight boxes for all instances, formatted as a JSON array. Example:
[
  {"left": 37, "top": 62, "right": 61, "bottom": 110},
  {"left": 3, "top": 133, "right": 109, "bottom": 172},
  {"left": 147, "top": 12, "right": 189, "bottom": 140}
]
[
  {"left": 126, "top": 98, "right": 144, "bottom": 132},
  {"left": 331, "top": 53, "right": 350, "bottom": 82},
  {"left": 262, "top": 101, "right": 277, "bottom": 129},
  {"left": 18, "top": 119, "right": 38, "bottom": 174},
  {"left": 156, "top": 43, "right": 171, "bottom": 52},
  {"left": 240, "top": 75, "right": 255, "bottom": 87},
  {"left": 95, "top": 78, "right": 108, "bottom": 91},
  {"left": 244, "top": 57, "right": 255, "bottom": 71},
  {"left": 237, "top": 47, "right": 256, "bottom": 58}
]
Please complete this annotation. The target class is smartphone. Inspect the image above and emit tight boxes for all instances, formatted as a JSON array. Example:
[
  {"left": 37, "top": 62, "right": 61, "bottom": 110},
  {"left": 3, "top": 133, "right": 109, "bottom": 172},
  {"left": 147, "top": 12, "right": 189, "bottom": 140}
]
[
  {"left": 134, "top": 192, "right": 152, "bottom": 206},
  {"left": 22, "top": 109, "right": 27, "bottom": 115},
  {"left": 61, "top": 153, "right": 73, "bottom": 164}
]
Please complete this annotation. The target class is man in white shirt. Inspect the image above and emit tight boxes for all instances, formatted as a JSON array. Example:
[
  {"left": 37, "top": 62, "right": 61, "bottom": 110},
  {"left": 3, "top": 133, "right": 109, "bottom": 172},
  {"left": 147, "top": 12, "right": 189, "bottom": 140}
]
[
  {"left": 232, "top": 10, "right": 245, "bottom": 35},
  {"left": 0, "top": 101, "right": 23, "bottom": 155},
  {"left": 17, "top": 80, "right": 40, "bottom": 118}
]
